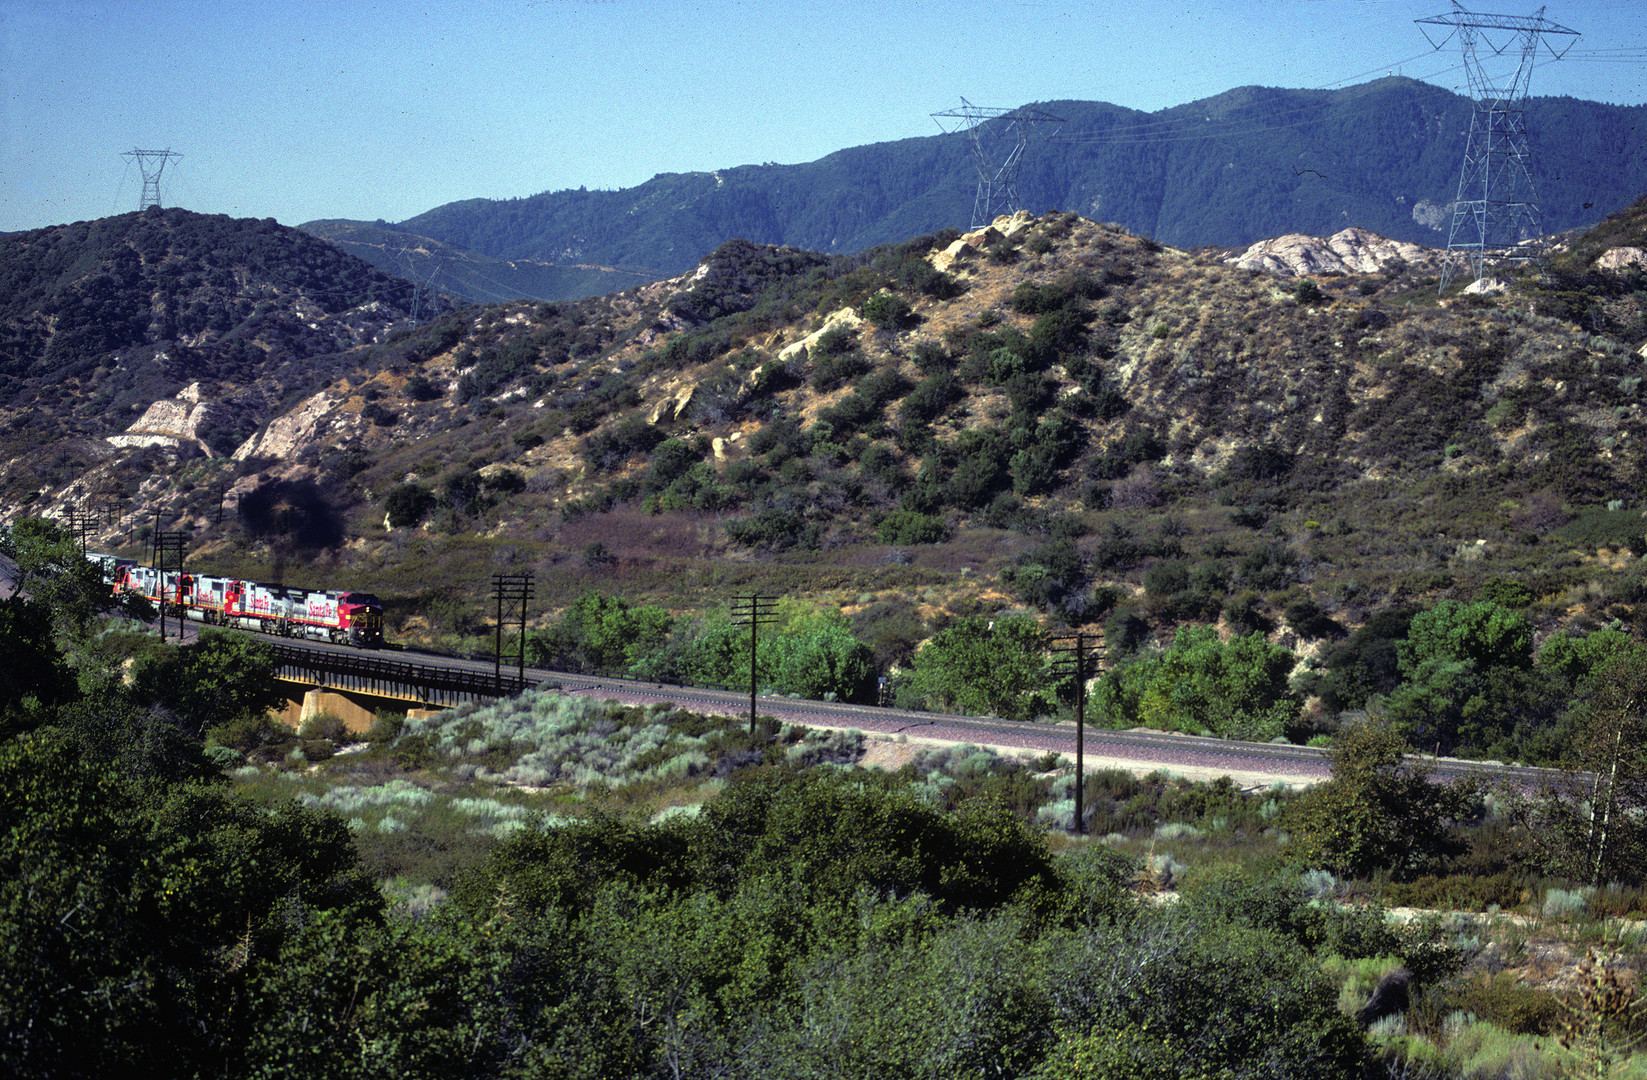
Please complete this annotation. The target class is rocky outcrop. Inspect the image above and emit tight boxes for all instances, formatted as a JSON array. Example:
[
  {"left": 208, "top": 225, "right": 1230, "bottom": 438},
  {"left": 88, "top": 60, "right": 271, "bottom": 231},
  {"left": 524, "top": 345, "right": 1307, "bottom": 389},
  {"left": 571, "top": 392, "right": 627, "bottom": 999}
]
[
  {"left": 1598, "top": 247, "right": 1647, "bottom": 271},
  {"left": 232, "top": 391, "right": 348, "bottom": 460},
  {"left": 106, "top": 381, "right": 227, "bottom": 457},
  {"left": 777, "top": 307, "right": 866, "bottom": 362},
  {"left": 1224, "top": 227, "right": 1437, "bottom": 277},
  {"left": 930, "top": 211, "right": 1040, "bottom": 272},
  {"left": 648, "top": 382, "right": 697, "bottom": 424}
]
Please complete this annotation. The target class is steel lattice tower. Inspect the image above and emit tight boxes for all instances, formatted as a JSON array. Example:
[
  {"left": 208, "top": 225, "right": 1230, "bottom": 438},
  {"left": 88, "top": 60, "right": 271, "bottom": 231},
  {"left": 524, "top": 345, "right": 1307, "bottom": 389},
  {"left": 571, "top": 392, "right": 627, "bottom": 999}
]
[
  {"left": 932, "top": 99, "right": 1065, "bottom": 229},
  {"left": 121, "top": 148, "right": 183, "bottom": 211},
  {"left": 1416, "top": 5, "right": 1578, "bottom": 291}
]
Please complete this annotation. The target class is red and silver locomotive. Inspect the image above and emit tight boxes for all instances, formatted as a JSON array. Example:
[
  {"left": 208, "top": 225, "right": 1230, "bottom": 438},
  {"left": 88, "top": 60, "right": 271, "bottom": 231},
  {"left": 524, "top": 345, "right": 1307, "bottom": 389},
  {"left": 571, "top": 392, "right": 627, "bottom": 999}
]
[{"left": 109, "top": 563, "right": 385, "bottom": 648}]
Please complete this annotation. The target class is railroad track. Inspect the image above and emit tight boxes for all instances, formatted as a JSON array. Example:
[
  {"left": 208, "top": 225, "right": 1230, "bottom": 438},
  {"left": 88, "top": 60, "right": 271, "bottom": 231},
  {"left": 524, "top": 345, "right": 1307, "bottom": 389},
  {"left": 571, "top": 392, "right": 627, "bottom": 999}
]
[{"left": 279, "top": 635, "right": 1567, "bottom": 791}]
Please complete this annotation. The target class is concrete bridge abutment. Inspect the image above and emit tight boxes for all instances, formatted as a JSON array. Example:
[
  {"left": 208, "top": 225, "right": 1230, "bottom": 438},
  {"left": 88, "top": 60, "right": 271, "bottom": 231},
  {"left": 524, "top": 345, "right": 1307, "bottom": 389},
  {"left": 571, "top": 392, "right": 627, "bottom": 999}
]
[{"left": 271, "top": 683, "right": 442, "bottom": 734}]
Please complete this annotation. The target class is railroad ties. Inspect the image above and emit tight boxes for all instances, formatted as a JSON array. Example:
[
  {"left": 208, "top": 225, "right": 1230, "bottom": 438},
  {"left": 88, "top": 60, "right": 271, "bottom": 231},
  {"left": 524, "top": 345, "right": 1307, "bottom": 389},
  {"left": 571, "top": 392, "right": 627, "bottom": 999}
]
[{"left": 268, "top": 643, "right": 532, "bottom": 708}]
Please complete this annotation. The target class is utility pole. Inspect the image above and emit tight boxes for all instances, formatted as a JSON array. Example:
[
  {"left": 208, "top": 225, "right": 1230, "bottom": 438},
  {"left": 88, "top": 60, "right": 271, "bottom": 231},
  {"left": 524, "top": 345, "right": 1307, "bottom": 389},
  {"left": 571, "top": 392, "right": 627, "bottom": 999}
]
[
  {"left": 931, "top": 98, "right": 1065, "bottom": 229},
  {"left": 121, "top": 148, "right": 183, "bottom": 211},
  {"left": 152, "top": 530, "right": 188, "bottom": 642},
  {"left": 729, "top": 594, "right": 779, "bottom": 737},
  {"left": 1049, "top": 632, "right": 1104, "bottom": 835},
  {"left": 491, "top": 573, "right": 534, "bottom": 693},
  {"left": 1416, "top": 4, "right": 1578, "bottom": 291},
  {"left": 64, "top": 508, "right": 100, "bottom": 555}
]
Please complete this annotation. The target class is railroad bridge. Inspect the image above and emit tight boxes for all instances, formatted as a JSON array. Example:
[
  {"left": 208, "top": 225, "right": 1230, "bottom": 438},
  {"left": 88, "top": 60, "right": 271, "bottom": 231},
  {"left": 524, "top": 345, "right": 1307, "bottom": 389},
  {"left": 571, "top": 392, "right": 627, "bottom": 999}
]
[{"left": 268, "top": 643, "right": 533, "bottom": 732}]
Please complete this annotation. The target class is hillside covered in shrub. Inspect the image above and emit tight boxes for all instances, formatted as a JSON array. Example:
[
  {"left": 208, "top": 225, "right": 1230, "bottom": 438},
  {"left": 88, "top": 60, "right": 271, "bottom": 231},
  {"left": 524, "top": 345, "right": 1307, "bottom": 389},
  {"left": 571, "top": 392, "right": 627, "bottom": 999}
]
[{"left": 6, "top": 193, "right": 1647, "bottom": 766}]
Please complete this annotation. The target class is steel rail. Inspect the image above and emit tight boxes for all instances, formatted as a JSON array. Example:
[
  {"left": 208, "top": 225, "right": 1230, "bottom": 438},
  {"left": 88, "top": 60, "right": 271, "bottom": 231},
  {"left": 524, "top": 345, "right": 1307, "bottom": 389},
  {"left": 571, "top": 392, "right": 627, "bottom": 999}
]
[{"left": 268, "top": 636, "right": 1573, "bottom": 790}]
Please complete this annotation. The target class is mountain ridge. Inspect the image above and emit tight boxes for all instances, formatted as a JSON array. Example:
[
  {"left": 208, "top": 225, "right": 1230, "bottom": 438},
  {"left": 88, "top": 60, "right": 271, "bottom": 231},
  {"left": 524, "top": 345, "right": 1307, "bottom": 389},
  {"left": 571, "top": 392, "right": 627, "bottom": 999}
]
[{"left": 305, "top": 78, "right": 1647, "bottom": 303}]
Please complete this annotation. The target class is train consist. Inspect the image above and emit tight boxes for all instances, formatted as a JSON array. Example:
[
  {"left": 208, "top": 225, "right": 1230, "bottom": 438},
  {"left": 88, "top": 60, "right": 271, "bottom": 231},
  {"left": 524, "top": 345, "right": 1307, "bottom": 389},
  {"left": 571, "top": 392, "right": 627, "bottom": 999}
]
[{"left": 97, "top": 556, "right": 386, "bottom": 648}]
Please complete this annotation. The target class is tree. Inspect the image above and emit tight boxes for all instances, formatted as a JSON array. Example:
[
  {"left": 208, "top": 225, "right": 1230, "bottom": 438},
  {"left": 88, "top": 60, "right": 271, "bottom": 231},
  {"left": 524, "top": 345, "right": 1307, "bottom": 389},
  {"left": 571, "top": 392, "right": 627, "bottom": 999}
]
[
  {"left": 129, "top": 629, "right": 282, "bottom": 740},
  {"left": 1380, "top": 599, "right": 1539, "bottom": 756},
  {"left": 232, "top": 907, "right": 519, "bottom": 1080},
  {"left": 1401, "top": 599, "right": 1532, "bottom": 672},
  {"left": 695, "top": 769, "right": 1054, "bottom": 913},
  {"left": 1282, "top": 720, "right": 1472, "bottom": 880},
  {"left": 0, "top": 729, "right": 381, "bottom": 1077},
  {"left": 1029, "top": 918, "right": 1368, "bottom": 1080},
  {"left": 1298, "top": 605, "right": 1420, "bottom": 712},
  {"left": 383, "top": 481, "right": 435, "bottom": 528},
  {"left": 617, "top": 602, "right": 877, "bottom": 703},
  {"left": 0, "top": 598, "right": 76, "bottom": 733},
  {"left": 859, "top": 291, "right": 913, "bottom": 330},
  {"left": 1002, "top": 538, "right": 1091, "bottom": 619},
  {"left": 1095, "top": 625, "right": 1299, "bottom": 741},
  {"left": 0, "top": 517, "right": 109, "bottom": 640},
  {"left": 762, "top": 608, "right": 876, "bottom": 703},
  {"left": 906, "top": 614, "right": 1054, "bottom": 720},
  {"left": 531, "top": 591, "right": 674, "bottom": 675},
  {"left": 876, "top": 509, "right": 951, "bottom": 545},
  {"left": 1507, "top": 644, "right": 1647, "bottom": 885}
]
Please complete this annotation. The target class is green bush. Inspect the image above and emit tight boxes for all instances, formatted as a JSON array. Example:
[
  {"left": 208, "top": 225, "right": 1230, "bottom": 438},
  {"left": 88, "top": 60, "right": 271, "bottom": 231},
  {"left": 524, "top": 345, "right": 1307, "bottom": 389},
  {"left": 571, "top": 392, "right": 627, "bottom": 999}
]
[
  {"left": 859, "top": 291, "right": 914, "bottom": 330},
  {"left": 810, "top": 348, "right": 872, "bottom": 392},
  {"left": 298, "top": 711, "right": 348, "bottom": 743},
  {"left": 1096, "top": 625, "right": 1299, "bottom": 741},
  {"left": 205, "top": 711, "right": 288, "bottom": 754},
  {"left": 876, "top": 510, "right": 951, "bottom": 545},
  {"left": 724, "top": 508, "right": 819, "bottom": 552},
  {"left": 383, "top": 482, "right": 435, "bottom": 528},
  {"left": 1430, "top": 976, "right": 1564, "bottom": 1036}
]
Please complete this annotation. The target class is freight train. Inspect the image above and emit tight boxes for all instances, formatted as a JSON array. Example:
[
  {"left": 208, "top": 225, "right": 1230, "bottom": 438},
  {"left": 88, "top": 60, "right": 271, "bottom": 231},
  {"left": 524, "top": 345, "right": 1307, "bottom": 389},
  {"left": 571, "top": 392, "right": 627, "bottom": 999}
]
[{"left": 95, "top": 555, "right": 385, "bottom": 648}]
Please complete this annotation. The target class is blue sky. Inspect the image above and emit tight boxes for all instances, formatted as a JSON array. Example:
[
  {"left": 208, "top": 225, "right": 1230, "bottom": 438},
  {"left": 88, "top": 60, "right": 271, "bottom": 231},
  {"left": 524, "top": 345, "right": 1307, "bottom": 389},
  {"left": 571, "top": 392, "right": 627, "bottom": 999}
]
[{"left": 2, "top": 0, "right": 1642, "bottom": 234}]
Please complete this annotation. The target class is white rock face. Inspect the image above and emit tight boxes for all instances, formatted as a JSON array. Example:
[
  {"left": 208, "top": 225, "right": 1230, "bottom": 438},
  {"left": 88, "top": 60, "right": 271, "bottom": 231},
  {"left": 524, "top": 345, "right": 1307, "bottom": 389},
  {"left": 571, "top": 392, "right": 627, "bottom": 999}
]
[
  {"left": 928, "top": 211, "right": 1037, "bottom": 272},
  {"left": 232, "top": 391, "right": 343, "bottom": 460},
  {"left": 930, "top": 238, "right": 977, "bottom": 273},
  {"left": 1224, "top": 227, "right": 1435, "bottom": 277},
  {"left": 648, "top": 382, "right": 697, "bottom": 424},
  {"left": 777, "top": 307, "right": 866, "bottom": 362},
  {"left": 106, "top": 381, "right": 225, "bottom": 456},
  {"left": 1598, "top": 247, "right": 1647, "bottom": 271}
]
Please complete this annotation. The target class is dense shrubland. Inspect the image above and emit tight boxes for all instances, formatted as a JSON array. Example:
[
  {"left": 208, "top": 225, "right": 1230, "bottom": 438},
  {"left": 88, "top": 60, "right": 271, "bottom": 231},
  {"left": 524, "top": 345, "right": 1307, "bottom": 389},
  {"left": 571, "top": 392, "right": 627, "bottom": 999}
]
[
  {"left": 8, "top": 142, "right": 1647, "bottom": 1080},
  {"left": 10, "top": 526, "right": 1647, "bottom": 1078},
  {"left": 10, "top": 194, "right": 1647, "bottom": 1073}
]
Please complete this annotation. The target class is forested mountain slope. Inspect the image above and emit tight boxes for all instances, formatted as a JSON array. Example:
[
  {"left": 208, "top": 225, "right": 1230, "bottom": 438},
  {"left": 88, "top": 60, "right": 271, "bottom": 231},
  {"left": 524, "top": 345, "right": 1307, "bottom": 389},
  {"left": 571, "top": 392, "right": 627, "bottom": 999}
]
[{"left": 364, "top": 79, "right": 1647, "bottom": 295}]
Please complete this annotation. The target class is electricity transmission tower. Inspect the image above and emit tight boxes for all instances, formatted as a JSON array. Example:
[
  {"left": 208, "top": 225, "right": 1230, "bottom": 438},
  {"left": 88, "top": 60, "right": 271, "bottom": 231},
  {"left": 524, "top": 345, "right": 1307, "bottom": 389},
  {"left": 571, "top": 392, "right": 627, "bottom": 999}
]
[
  {"left": 1415, "top": 4, "right": 1578, "bottom": 292},
  {"left": 121, "top": 148, "right": 183, "bottom": 211},
  {"left": 397, "top": 247, "right": 441, "bottom": 327},
  {"left": 931, "top": 99, "right": 1065, "bottom": 229}
]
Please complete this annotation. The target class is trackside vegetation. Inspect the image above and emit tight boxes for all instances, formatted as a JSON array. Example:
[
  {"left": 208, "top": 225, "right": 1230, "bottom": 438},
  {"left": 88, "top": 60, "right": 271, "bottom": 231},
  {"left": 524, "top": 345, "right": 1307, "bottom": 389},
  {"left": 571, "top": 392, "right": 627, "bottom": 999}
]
[{"left": 7, "top": 530, "right": 1647, "bottom": 1078}]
